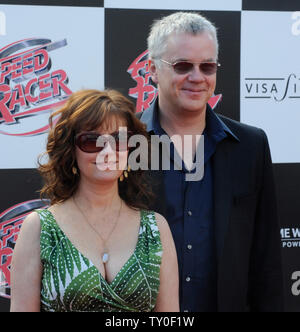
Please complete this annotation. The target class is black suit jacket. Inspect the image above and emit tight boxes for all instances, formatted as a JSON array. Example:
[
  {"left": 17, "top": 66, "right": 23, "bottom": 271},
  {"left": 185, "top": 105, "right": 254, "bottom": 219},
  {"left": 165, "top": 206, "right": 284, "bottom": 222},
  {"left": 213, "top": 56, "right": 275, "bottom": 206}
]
[{"left": 136, "top": 102, "right": 284, "bottom": 312}]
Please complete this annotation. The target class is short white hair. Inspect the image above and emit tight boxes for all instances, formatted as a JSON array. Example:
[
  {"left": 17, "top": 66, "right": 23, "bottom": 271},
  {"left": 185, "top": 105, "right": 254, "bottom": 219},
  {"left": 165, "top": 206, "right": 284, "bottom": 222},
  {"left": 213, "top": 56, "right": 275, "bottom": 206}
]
[{"left": 147, "top": 12, "right": 219, "bottom": 62}]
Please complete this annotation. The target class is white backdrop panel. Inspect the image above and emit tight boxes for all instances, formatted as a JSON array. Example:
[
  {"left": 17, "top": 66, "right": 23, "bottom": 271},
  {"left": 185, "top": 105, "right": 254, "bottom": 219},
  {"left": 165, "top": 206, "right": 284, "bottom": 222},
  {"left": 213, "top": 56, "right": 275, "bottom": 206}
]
[
  {"left": 241, "top": 10, "right": 300, "bottom": 163},
  {"left": 104, "top": 0, "right": 242, "bottom": 11},
  {"left": 0, "top": 5, "right": 104, "bottom": 169}
]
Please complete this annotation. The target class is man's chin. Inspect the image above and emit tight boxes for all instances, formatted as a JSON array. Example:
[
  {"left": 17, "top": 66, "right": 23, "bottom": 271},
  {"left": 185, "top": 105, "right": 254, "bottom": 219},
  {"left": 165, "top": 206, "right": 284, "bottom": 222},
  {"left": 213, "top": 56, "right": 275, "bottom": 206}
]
[{"left": 181, "top": 102, "right": 208, "bottom": 114}]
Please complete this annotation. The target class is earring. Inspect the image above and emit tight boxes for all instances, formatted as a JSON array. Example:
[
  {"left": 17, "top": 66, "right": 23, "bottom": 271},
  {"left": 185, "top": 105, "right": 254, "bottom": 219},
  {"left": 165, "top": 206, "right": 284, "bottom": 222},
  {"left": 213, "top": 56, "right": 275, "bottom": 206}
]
[
  {"left": 124, "top": 165, "right": 131, "bottom": 178},
  {"left": 72, "top": 166, "right": 78, "bottom": 175},
  {"left": 119, "top": 165, "right": 130, "bottom": 182}
]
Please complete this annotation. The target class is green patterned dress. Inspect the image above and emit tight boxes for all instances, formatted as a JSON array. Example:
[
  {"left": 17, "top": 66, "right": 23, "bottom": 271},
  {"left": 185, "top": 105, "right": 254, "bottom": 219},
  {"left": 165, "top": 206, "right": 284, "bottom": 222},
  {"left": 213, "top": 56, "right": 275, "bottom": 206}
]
[{"left": 36, "top": 209, "right": 163, "bottom": 312}]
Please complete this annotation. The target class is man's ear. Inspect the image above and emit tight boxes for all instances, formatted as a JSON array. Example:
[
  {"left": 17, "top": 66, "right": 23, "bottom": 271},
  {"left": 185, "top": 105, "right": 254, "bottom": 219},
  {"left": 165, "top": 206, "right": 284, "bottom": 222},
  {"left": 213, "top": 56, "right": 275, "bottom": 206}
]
[{"left": 148, "top": 59, "right": 158, "bottom": 85}]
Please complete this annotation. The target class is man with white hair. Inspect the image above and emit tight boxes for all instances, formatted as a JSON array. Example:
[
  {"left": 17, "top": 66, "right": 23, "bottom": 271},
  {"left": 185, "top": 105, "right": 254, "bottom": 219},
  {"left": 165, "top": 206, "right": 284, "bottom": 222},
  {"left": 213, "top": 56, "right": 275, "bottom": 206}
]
[{"left": 138, "top": 12, "right": 284, "bottom": 312}]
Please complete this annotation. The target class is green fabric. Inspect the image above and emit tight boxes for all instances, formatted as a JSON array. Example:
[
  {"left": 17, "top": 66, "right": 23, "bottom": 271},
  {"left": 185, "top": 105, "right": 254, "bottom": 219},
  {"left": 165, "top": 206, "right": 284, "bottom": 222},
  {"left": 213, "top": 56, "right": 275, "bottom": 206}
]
[{"left": 36, "top": 208, "right": 162, "bottom": 312}]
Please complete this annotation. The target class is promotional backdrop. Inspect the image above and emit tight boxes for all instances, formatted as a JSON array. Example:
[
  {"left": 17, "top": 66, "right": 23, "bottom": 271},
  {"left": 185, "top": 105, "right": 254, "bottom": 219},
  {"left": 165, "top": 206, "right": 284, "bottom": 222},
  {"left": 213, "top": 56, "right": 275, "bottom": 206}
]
[{"left": 0, "top": 0, "right": 299, "bottom": 312}]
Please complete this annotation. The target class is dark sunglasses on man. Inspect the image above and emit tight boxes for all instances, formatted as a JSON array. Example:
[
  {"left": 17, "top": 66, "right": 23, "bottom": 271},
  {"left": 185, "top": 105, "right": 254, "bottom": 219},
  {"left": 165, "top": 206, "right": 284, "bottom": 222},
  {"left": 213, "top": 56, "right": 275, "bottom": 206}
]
[{"left": 159, "top": 59, "right": 221, "bottom": 76}]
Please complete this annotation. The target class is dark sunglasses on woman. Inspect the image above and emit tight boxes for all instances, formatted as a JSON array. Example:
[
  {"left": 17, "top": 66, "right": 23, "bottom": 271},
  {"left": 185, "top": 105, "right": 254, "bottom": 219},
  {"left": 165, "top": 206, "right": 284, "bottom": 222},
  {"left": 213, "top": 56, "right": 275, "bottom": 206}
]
[{"left": 75, "top": 130, "right": 133, "bottom": 153}]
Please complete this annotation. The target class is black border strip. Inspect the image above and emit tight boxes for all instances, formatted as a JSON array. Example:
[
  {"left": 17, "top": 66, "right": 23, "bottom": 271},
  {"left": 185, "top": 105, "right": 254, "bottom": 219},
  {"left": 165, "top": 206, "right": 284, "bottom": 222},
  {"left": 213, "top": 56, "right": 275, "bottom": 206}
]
[
  {"left": 243, "top": 0, "right": 300, "bottom": 11},
  {"left": 0, "top": 0, "right": 103, "bottom": 7}
]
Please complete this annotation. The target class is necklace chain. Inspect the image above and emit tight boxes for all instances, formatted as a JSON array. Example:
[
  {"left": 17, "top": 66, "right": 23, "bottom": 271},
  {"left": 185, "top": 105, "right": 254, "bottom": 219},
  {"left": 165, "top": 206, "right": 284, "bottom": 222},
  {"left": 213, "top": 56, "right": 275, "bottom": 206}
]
[{"left": 72, "top": 197, "right": 123, "bottom": 264}]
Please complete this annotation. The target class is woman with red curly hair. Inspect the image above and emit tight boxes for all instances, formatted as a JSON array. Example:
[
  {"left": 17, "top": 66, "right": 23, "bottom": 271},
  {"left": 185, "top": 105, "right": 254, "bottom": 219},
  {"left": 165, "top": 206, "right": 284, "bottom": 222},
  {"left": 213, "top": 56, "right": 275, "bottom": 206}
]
[{"left": 10, "top": 89, "right": 179, "bottom": 312}]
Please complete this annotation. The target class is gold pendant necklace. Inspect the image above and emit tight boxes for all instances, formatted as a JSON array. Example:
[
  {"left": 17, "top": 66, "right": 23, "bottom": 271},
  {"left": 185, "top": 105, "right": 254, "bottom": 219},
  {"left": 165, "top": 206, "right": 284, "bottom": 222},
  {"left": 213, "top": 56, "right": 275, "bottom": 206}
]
[{"left": 73, "top": 197, "right": 123, "bottom": 264}]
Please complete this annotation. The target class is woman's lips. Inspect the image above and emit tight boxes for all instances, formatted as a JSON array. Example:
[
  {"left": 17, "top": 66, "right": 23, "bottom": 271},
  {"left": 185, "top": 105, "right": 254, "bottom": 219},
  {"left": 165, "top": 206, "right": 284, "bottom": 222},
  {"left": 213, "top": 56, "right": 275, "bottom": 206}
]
[{"left": 94, "top": 161, "right": 119, "bottom": 170}]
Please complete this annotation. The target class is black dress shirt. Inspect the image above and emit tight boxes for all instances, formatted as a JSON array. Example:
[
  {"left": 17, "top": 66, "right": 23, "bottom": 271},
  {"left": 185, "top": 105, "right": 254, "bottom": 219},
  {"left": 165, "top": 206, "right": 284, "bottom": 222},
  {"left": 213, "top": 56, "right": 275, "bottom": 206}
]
[{"left": 140, "top": 102, "right": 239, "bottom": 311}]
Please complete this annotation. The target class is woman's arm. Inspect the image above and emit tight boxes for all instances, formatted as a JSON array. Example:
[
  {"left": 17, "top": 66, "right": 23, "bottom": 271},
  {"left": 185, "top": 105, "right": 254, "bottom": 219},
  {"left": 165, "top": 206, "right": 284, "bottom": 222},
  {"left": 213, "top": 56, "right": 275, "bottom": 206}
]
[
  {"left": 10, "top": 212, "right": 43, "bottom": 312},
  {"left": 154, "top": 213, "right": 179, "bottom": 312}
]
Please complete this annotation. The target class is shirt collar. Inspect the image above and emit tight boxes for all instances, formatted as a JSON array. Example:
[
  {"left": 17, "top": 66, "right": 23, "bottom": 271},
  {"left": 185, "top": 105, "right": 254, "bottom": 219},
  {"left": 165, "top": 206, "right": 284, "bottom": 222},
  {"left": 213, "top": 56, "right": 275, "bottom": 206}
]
[
  {"left": 205, "top": 104, "right": 240, "bottom": 142},
  {"left": 139, "top": 99, "right": 161, "bottom": 133},
  {"left": 140, "top": 98, "right": 240, "bottom": 142}
]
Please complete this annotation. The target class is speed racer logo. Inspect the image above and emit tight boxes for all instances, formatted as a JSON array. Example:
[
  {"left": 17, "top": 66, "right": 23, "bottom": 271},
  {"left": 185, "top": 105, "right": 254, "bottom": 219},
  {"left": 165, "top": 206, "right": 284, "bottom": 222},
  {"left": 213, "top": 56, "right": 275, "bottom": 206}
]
[
  {"left": 0, "top": 38, "right": 72, "bottom": 136},
  {"left": 128, "top": 50, "right": 222, "bottom": 113},
  {"left": 0, "top": 199, "right": 49, "bottom": 299}
]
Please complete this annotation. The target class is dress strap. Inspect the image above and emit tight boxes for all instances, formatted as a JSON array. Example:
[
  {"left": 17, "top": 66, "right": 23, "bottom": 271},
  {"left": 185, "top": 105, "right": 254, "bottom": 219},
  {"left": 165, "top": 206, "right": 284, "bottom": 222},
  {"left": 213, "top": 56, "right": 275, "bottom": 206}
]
[
  {"left": 139, "top": 210, "right": 163, "bottom": 255},
  {"left": 35, "top": 208, "right": 53, "bottom": 226}
]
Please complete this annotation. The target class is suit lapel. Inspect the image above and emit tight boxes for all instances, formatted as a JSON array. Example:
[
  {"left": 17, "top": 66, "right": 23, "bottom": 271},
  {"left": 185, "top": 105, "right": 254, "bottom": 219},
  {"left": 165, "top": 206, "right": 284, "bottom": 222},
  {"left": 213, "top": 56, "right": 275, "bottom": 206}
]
[{"left": 212, "top": 139, "right": 234, "bottom": 263}]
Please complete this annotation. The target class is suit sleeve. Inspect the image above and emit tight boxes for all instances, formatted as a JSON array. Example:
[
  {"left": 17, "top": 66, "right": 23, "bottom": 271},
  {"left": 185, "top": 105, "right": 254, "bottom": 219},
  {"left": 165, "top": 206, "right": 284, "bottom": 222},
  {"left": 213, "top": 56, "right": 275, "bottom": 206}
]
[{"left": 248, "top": 129, "right": 284, "bottom": 312}]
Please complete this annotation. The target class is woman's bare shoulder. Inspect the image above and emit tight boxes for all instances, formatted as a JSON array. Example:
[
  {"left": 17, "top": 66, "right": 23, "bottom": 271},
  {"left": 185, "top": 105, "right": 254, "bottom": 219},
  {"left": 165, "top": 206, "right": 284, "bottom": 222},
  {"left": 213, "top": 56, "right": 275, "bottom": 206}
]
[
  {"left": 15, "top": 211, "right": 42, "bottom": 245},
  {"left": 22, "top": 211, "right": 41, "bottom": 230},
  {"left": 153, "top": 212, "right": 172, "bottom": 240},
  {"left": 154, "top": 212, "right": 168, "bottom": 227}
]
